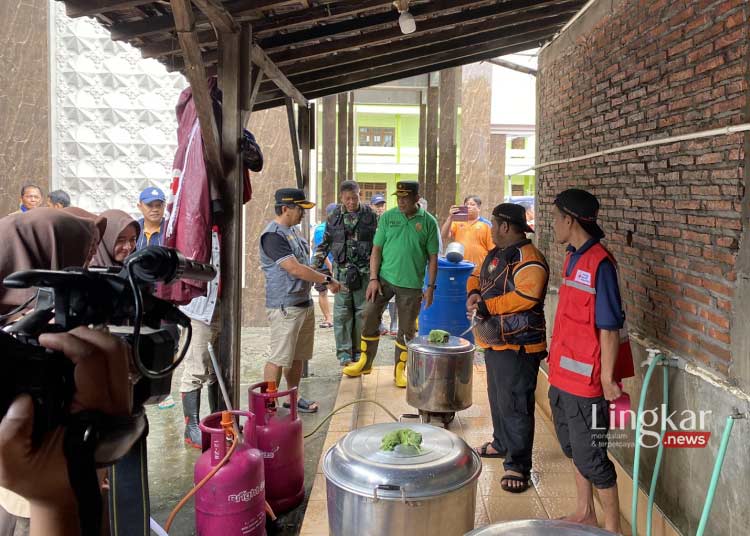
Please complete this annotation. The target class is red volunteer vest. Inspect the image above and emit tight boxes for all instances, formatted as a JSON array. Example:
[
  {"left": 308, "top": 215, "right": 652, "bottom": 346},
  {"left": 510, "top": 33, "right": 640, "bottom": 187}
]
[{"left": 548, "top": 242, "right": 634, "bottom": 398}]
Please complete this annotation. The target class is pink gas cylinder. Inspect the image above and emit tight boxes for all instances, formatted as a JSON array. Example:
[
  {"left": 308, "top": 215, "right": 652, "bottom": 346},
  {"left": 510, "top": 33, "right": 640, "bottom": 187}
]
[
  {"left": 249, "top": 381, "right": 304, "bottom": 514},
  {"left": 195, "top": 410, "right": 266, "bottom": 536}
]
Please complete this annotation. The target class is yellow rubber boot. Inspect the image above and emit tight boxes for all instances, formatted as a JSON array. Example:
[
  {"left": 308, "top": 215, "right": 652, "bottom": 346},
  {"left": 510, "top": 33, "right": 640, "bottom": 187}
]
[
  {"left": 393, "top": 341, "right": 408, "bottom": 388},
  {"left": 343, "top": 335, "right": 379, "bottom": 377}
]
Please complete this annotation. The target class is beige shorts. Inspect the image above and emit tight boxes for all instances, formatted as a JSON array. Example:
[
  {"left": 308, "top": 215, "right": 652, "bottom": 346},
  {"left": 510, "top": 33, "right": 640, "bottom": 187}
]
[{"left": 266, "top": 305, "right": 315, "bottom": 368}]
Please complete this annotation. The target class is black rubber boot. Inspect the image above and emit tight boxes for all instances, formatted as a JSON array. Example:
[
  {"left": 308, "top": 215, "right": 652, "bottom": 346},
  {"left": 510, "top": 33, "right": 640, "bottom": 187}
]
[
  {"left": 207, "top": 382, "right": 220, "bottom": 413},
  {"left": 182, "top": 390, "right": 202, "bottom": 449}
]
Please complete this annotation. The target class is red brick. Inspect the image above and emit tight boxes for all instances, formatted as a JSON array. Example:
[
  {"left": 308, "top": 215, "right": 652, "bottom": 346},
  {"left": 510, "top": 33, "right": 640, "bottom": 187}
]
[
  {"left": 699, "top": 309, "right": 730, "bottom": 329},
  {"left": 702, "top": 279, "right": 733, "bottom": 297},
  {"left": 683, "top": 286, "right": 712, "bottom": 305},
  {"left": 700, "top": 340, "right": 732, "bottom": 362}
]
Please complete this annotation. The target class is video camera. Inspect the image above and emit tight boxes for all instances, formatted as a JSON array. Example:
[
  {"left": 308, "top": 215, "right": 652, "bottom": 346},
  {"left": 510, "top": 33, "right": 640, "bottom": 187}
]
[{"left": 0, "top": 246, "right": 217, "bottom": 460}]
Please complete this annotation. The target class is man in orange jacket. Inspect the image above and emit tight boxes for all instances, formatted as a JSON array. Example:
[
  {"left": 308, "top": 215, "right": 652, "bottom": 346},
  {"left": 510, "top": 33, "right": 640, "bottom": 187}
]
[
  {"left": 547, "top": 189, "right": 634, "bottom": 534},
  {"left": 466, "top": 203, "right": 549, "bottom": 494}
]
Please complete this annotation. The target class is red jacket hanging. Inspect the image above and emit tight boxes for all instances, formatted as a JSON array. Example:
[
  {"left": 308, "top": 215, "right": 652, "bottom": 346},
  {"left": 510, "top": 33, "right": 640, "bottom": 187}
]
[
  {"left": 155, "top": 81, "right": 215, "bottom": 305},
  {"left": 548, "top": 242, "right": 634, "bottom": 398}
]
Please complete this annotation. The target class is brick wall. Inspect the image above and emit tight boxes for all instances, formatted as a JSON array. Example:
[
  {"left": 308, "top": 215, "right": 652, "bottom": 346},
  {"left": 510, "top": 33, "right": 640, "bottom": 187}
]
[{"left": 537, "top": 0, "right": 749, "bottom": 377}]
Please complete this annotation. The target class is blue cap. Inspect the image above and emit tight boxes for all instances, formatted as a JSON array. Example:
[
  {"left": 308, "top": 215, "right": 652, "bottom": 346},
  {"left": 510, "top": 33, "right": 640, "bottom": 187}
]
[
  {"left": 139, "top": 186, "right": 166, "bottom": 204},
  {"left": 371, "top": 194, "right": 386, "bottom": 205}
]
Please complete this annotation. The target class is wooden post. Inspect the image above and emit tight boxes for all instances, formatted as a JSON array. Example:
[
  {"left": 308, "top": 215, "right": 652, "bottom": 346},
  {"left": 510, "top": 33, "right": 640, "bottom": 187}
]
[
  {"left": 337, "top": 92, "right": 348, "bottom": 184},
  {"left": 418, "top": 90, "right": 426, "bottom": 194},
  {"left": 437, "top": 67, "right": 459, "bottom": 223},
  {"left": 347, "top": 92, "right": 355, "bottom": 181},
  {"left": 286, "top": 98, "right": 303, "bottom": 189},
  {"left": 425, "top": 81, "right": 439, "bottom": 212},
  {"left": 321, "top": 95, "right": 337, "bottom": 218},
  {"left": 217, "top": 30, "right": 243, "bottom": 408}
]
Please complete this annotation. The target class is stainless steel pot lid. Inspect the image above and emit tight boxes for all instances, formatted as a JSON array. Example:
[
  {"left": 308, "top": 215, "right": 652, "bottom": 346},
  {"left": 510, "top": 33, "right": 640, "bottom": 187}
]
[
  {"left": 465, "top": 520, "right": 616, "bottom": 535},
  {"left": 407, "top": 335, "right": 474, "bottom": 354},
  {"left": 323, "top": 422, "right": 481, "bottom": 499}
]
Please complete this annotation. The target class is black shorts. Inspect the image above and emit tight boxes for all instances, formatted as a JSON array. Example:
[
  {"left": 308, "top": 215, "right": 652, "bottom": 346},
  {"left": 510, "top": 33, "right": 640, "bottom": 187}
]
[
  {"left": 548, "top": 385, "right": 617, "bottom": 489},
  {"left": 314, "top": 267, "right": 331, "bottom": 293}
]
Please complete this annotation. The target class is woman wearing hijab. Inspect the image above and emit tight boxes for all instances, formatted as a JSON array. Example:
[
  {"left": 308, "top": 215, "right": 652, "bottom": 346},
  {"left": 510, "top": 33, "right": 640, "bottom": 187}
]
[
  {"left": 0, "top": 208, "right": 100, "bottom": 536},
  {"left": 90, "top": 210, "right": 140, "bottom": 267}
]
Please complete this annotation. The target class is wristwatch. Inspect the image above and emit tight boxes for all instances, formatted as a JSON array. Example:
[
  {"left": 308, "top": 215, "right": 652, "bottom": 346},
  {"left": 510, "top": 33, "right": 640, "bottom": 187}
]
[{"left": 427, "top": 284, "right": 437, "bottom": 289}]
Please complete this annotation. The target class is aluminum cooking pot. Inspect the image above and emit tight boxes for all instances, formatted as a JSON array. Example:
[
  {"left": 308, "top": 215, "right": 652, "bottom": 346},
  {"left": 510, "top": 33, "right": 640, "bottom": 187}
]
[
  {"left": 445, "top": 241, "right": 465, "bottom": 263},
  {"left": 465, "top": 519, "right": 617, "bottom": 535},
  {"left": 324, "top": 422, "right": 481, "bottom": 536},
  {"left": 407, "top": 335, "right": 474, "bottom": 415}
]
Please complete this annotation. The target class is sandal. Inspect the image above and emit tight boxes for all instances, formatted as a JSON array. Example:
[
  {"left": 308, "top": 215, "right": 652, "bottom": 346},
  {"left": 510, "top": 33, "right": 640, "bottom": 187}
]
[
  {"left": 319, "top": 321, "right": 333, "bottom": 328},
  {"left": 283, "top": 398, "right": 319, "bottom": 413},
  {"left": 500, "top": 473, "right": 530, "bottom": 494},
  {"left": 475, "top": 442, "right": 506, "bottom": 458}
]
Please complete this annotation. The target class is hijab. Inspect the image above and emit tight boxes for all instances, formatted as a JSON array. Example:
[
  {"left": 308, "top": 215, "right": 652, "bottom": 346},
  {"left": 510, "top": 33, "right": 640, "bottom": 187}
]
[
  {"left": 90, "top": 210, "right": 141, "bottom": 267},
  {"left": 0, "top": 208, "right": 98, "bottom": 314}
]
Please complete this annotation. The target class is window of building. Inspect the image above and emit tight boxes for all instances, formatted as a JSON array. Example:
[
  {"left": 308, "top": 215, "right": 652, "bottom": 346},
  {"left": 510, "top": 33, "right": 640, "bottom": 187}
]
[
  {"left": 360, "top": 182, "right": 388, "bottom": 204},
  {"left": 359, "top": 127, "right": 395, "bottom": 147},
  {"left": 511, "top": 137, "right": 526, "bottom": 150}
]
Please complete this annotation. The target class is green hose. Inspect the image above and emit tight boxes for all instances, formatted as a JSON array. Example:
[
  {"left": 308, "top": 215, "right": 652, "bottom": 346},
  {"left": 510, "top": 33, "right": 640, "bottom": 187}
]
[
  {"left": 646, "top": 366, "right": 669, "bottom": 536},
  {"left": 695, "top": 415, "right": 736, "bottom": 536},
  {"left": 303, "top": 398, "right": 400, "bottom": 439},
  {"left": 632, "top": 352, "right": 663, "bottom": 536}
]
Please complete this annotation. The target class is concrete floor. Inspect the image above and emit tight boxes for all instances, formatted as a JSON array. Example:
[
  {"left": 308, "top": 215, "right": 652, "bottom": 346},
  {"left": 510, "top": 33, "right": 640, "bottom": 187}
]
[
  {"left": 300, "top": 364, "right": 633, "bottom": 536},
  {"left": 145, "top": 307, "right": 399, "bottom": 535}
]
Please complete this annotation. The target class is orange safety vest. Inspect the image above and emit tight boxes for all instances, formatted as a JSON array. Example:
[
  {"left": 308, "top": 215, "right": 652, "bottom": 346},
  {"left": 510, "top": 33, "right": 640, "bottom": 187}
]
[{"left": 548, "top": 242, "right": 634, "bottom": 398}]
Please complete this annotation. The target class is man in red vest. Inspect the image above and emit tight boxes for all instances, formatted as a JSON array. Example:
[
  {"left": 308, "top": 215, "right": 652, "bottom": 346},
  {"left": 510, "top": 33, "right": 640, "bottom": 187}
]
[{"left": 548, "top": 189, "right": 634, "bottom": 534}]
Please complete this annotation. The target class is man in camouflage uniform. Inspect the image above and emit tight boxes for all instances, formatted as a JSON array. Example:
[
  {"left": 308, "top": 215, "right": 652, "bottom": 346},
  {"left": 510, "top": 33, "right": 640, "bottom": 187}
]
[{"left": 313, "top": 180, "right": 378, "bottom": 365}]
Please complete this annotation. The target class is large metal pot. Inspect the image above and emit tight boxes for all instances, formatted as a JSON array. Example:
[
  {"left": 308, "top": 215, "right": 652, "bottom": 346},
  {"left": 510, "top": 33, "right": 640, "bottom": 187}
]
[
  {"left": 324, "top": 422, "right": 481, "bottom": 536},
  {"left": 407, "top": 335, "right": 474, "bottom": 423},
  {"left": 465, "top": 520, "right": 617, "bottom": 535}
]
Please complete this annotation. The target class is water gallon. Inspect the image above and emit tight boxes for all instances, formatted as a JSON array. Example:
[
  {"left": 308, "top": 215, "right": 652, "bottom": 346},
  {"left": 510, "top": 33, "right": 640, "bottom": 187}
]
[
  {"left": 419, "top": 257, "right": 475, "bottom": 343},
  {"left": 249, "top": 381, "right": 305, "bottom": 514},
  {"left": 195, "top": 410, "right": 266, "bottom": 536}
]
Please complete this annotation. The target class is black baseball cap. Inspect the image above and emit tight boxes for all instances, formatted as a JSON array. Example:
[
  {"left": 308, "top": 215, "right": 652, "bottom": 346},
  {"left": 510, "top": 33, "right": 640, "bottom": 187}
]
[
  {"left": 492, "top": 203, "right": 534, "bottom": 233},
  {"left": 393, "top": 180, "right": 419, "bottom": 197},
  {"left": 554, "top": 188, "right": 605, "bottom": 239},
  {"left": 275, "top": 188, "right": 315, "bottom": 209}
]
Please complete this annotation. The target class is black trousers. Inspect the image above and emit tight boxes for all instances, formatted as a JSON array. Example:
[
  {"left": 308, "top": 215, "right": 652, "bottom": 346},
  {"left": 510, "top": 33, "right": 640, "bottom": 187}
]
[{"left": 485, "top": 348, "right": 544, "bottom": 476}]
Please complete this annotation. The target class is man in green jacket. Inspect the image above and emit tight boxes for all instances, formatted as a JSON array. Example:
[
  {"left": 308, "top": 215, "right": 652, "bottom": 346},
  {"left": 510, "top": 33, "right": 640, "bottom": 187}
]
[
  {"left": 313, "top": 180, "right": 378, "bottom": 366},
  {"left": 344, "top": 180, "right": 439, "bottom": 387}
]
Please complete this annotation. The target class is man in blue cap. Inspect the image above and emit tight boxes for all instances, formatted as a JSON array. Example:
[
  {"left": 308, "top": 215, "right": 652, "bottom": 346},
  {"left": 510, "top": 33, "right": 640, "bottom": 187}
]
[{"left": 136, "top": 186, "right": 167, "bottom": 249}]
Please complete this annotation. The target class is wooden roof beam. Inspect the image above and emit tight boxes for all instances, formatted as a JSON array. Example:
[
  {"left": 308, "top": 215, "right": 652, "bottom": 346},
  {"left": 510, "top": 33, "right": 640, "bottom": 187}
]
[
  {"left": 254, "top": 32, "right": 557, "bottom": 109},
  {"left": 268, "top": 0, "right": 580, "bottom": 66},
  {"left": 192, "top": 0, "right": 239, "bottom": 34},
  {"left": 140, "top": 0, "right": 491, "bottom": 59},
  {"left": 111, "top": 0, "right": 391, "bottom": 42},
  {"left": 262, "top": 2, "right": 580, "bottom": 83},
  {"left": 258, "top": 0, "right": 494, "bottom": 50},
  {"left": 64, "top": 0, "right": 153, "bottom": 18},
  {"left": 169, "top": 0, "right": 224, "bottom": 181},
  {"left": 250, "top": 45, "right": 308, "bottom": 108}
]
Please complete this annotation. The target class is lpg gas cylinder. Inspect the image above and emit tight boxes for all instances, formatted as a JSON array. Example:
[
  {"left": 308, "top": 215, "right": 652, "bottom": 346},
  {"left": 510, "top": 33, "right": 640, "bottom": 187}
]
[
  {"left": 249, "top": 382, "right": 304, "bottom": 514},
  {"left": 195, "top": 410, "right": 266, "bottom": 536}
]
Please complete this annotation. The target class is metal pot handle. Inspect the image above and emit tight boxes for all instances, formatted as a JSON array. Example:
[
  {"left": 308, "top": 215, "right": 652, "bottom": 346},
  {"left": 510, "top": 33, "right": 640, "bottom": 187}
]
[
  {"left": 373, "top": 484, "right": 406, "bottom": 503},
  {"left": 398, "top": 413, "right": 424, "bottom": 423}
]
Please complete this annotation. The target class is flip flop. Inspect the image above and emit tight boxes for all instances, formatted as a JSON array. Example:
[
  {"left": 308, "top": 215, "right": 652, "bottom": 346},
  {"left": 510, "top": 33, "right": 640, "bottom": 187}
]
[
  {"left": 283, "top": 398, "right": 319, "bottom": 413},
  {"left": 500, "top": 474, "right": 530, "bottom": 494},
  {"left": 319, "top": 321, "right": 333, "bottom": 328},
  {"left": 475, "top": 442, "right": 506, "bottom": 458}
]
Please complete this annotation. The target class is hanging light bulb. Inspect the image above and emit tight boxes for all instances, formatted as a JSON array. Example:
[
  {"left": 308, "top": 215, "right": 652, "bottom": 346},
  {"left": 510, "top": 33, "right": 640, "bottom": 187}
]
[
  {"left": 394, "top": 0, "right": 416, "bottom": 34},
  {"left": 398, "top": 10, "right": 416, "bottom": 34}
]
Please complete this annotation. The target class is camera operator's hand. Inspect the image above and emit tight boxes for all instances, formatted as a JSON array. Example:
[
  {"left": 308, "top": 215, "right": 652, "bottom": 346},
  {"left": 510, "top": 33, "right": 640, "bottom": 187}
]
[
  {"left": 39, "top": 326, "right": 132, "bottom": 417},
  {"left": 0, "top": 327, "right": 132, "bottom": 536}
]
